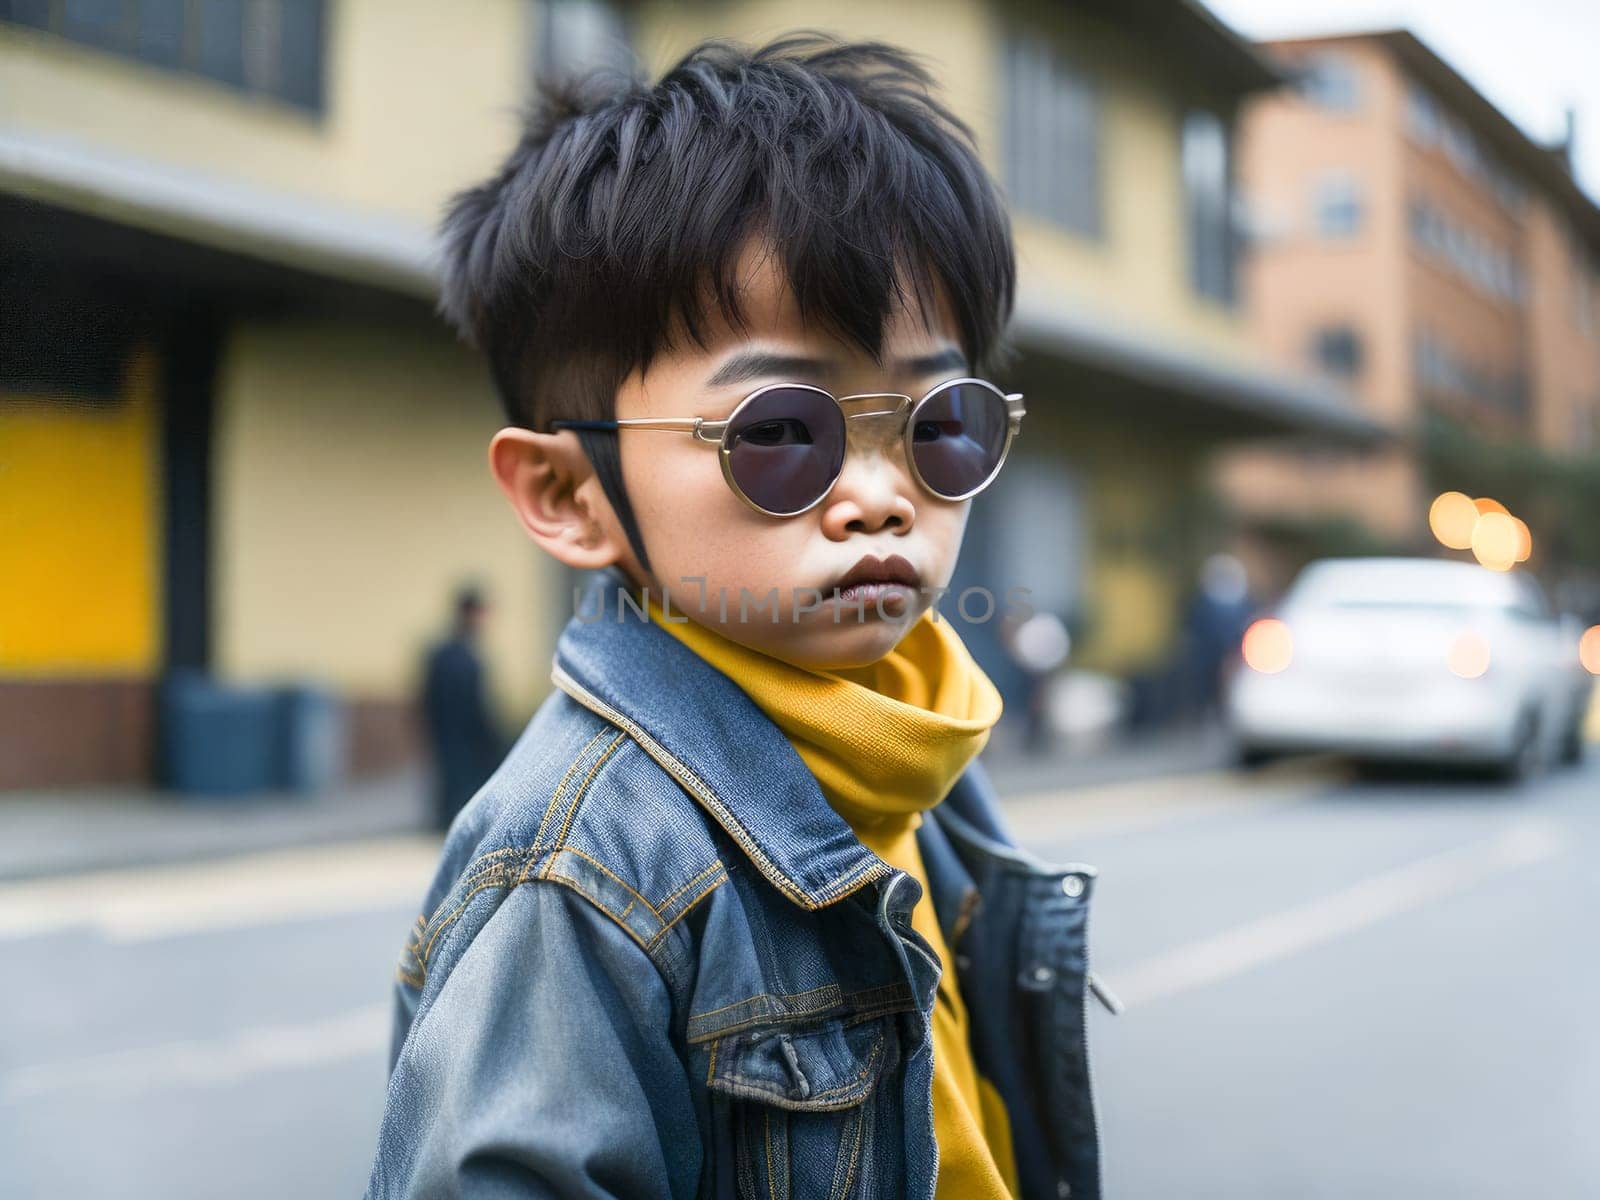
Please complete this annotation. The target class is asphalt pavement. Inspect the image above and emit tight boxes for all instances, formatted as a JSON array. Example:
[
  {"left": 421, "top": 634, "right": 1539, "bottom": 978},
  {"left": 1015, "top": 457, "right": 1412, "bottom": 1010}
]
[{"left": 1, "top": 753, "right": 1595, "bottom": 1198}]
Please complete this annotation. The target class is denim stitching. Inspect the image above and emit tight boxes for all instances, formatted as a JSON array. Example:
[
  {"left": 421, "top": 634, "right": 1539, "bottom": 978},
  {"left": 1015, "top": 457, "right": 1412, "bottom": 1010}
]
[
  {"left": 654, "top": 860, "right": 727, "bottom": 913},
  {"left": 688, "top": 986, "right": 843, "bottom": 1043},
  {"left": 765, "top": 1108, "right": 778, "bottom": 1200},
  {"left": 694, "top": 984, "right": 840, "bottom": 1024},
  {"left": 539, "top": 733, "right": 629, "bottom": 875},
  {"left": 533, "top": 728, "right": 615, "bottom": 847},
  {"left": 711, "top": 1033, "right": 886, "bottom": 1110},
  {"left": 645, "top": 872, "right": 728, "bottom": 951},
  {"left": 829, "top": 1102, "right": 867, "bottom": 1200},
  {"left": 409, "top": 722, "right": 616, "bottom": 986},
  {"left": 539, "top": 871, "right": 654, "bottom": 955},
  {"left": 552, "top": 665, "right": 892, "bottom": 909},
  {"left": 546, "top": 846, "right": 661, "bottom": 923}
]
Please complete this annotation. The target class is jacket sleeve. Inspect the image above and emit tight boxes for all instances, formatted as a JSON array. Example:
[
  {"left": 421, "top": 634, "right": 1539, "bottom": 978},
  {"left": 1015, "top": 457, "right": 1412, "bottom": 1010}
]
[{"left": 367, "top": 880, "right": 701, "bottom": 1199}]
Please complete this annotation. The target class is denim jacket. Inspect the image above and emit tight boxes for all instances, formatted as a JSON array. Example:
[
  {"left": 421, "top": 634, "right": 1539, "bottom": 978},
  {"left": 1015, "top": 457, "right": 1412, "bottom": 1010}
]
[{"left": 367, "top": 568, "right": 1103, "bottom": 1199}]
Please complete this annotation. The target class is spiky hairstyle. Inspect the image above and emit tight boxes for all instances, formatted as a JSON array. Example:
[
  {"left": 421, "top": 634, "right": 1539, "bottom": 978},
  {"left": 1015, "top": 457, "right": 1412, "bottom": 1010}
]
[{"left": 436, "top": 33, "right": 1016, "bottom": 565}]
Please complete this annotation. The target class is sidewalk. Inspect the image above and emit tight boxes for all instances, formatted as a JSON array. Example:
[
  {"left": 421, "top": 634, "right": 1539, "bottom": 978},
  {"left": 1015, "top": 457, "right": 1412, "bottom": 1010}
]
[
  {"left": 0, "top": 725, "right": 1232, "bottom": 883},
  {"left": 0, "top": 770, "right": 431, "bottom": 883}
]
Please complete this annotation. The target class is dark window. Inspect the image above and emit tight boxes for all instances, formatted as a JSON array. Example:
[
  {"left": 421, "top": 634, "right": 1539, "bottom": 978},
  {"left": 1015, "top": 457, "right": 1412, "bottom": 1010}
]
[
  {"left": 1297, "top": 53, "right": 1361, "bottom": 111},
  {"left": 1310, "top": 325, "right": 1363, "bottom": 378},
  {"left": 1, "top": 0, "right": 327, "bottom": 113},
  {"left": 1181, "top": 109, "right": 1236, "bottom": 305},
  {"left": 1002, "top": 32, "right": 1102, "bottom": 238},
  {"left": 1314, "top": 172, "right": 1363, "bottom": 237}
]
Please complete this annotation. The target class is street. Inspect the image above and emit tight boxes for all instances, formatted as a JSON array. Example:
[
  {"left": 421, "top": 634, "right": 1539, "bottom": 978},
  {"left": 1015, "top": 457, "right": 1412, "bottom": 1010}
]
[{"left": 2, "top": 756, "right": 1596, "bottom": 1198}]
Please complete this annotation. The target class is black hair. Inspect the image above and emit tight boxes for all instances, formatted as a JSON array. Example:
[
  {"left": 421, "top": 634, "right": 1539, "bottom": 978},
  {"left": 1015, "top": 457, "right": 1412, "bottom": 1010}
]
[{"left": 436, "top": 33, "right": 1016, "bottom": 570}]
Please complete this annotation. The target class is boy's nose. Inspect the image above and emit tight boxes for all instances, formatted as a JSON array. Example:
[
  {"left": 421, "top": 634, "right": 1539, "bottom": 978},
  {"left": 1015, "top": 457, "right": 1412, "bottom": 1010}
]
[{"left": 819, "top": 451, "right": 917, "bottom": 539}]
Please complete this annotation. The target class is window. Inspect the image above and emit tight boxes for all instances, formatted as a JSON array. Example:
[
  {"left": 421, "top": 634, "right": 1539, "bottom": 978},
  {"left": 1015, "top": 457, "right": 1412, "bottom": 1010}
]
[
  {"left": 1002, "top": 32, "right": 1102, "bottom": 238},
  {"left": 1310, "top": 325, "right": 1363, "bottom": 378},
  {"left": 1181, "top": 109, "right": 1236, "bottom": 304},
  {"left": 1313, "top": 172, "right": 1363, "bottom": 237},
  {"left": 1, "top": 0, "right": 326, "bottom": 112},
  {"left": 1412, "top": 329, "right": 1528, "bottom": 415},
  {"left": 1297, "top": 53, "right": 1361, "bottom": 111},
  {"left": 1404, "top": 82, "right": 1525, "bottom": 213},
  {"left": 1405, "top": 84, "right": 1442, "bottom": 145},
  {"left": 1408, "top": 194, "right": 1526, "bottom": 305},
  {"left": 536, "top": 0, "right": 629, "bottom": 79}
]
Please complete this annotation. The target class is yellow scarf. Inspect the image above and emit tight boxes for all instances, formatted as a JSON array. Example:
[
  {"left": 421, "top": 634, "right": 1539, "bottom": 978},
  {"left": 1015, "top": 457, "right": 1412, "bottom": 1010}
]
[
  {"left": 644, "top": 596, "right": 1003, "bottom": 829},
  {"left": 646, "top": 596, "right": 1019, "bottom": 1198}
]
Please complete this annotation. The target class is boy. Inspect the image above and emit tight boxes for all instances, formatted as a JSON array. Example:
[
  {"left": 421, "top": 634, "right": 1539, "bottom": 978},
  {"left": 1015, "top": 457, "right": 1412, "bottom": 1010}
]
[{"left": 368, "top": 35, "right": 1103, "bottom": 1200}]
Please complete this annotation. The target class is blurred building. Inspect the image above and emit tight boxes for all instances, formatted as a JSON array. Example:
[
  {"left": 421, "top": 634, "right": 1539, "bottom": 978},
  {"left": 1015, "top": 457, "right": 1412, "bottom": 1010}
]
[
  {"left": 1222, "top": 29, "right": 1600, "bottom": 587},
  {"left": 1, "top": 1, "right": 1382, "bottom": 789},
  {"left": 0, "top": 2, "right": 556, "bottom": 788}
]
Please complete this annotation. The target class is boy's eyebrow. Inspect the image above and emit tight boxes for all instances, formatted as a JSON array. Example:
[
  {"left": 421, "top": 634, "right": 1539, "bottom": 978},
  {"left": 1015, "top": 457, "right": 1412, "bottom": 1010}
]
[
  {"left": 705, "top": 352, "right": 832, "bottom": 388},
  {"left": 704, "top": 346, "right": 968, "bottom": 389},
  {"left": 897, "top": 347, "right": 968, "bottom": 377}
]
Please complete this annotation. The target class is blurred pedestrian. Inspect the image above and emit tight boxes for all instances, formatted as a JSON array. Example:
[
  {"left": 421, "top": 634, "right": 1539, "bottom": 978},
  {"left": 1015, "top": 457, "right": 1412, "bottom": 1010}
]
[
  {"left": 419, "top": 585, "right": 505, "bottom": 832},
  {"left": 1175, "top": 552, "right": 1255, "bottom": 723}
]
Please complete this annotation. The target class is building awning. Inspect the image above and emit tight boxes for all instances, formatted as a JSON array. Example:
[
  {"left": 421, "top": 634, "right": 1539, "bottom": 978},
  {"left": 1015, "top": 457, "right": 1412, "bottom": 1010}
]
[
  {"left": 1012, "top": 295, "right": 1392, "bottom": 446},
  {"left": 0, "top": 126, "right": 438, "bottom": 300}
]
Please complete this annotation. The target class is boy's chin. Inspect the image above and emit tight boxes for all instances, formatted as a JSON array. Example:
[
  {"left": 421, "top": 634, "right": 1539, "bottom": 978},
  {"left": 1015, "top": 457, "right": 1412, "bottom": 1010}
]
[{"left": 745, "top": 621, "right": 916, "bottom": 673}]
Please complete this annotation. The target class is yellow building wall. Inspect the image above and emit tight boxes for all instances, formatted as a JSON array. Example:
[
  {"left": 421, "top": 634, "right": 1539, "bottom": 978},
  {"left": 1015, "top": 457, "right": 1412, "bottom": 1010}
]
[
  {"left": 1078, "top": 426, "right": 1194, "bottom": 673},
  {"left": 0, "top": 0, "right": 531, "bottom": 228},
  {"left": 0, "top": 350, "right": 161, "bottom": 675},
  {"left": 211, "top": 318, "right": 556, "bottom": 720}
]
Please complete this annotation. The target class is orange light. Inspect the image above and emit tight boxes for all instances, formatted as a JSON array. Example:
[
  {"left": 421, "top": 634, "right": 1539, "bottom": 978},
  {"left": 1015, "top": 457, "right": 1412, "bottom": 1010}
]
[
  {"left": 1511, "top": 517, "right": 1532, "bottom": 563},
  {"left": 1471, "top": 511, "right": 1519, "bottom": 572},
  {"left": 1581, "top": 626, "right": 1600, "bottom": 675},
  {"left": 1447, "top": 632, "right": 1492, "bottom": 679},
  {"left": 1242, "top": 618, "right": 1294, "bottom": 674},
  {"left": 1428, "top": 491, "right": 1478, "bottom": 550},
  {"left": 1473, "top": 497, "right": 1509, "bottom": 516}
]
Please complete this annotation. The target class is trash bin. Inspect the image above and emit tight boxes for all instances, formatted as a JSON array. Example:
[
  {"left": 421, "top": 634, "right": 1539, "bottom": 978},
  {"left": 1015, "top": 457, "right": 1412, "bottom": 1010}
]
[
  {"left": 160, "top": 671, "right": 280, "bottom": 796},
  {"left": 276, "top": 685, "right": 347, "bottom": 794}
]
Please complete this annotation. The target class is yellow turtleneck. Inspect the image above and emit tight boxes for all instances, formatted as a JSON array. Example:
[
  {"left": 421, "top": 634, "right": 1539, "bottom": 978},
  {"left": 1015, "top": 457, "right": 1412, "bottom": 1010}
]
[{"left": 646, "top": 597, "right": 1019, "bottom": 1199}]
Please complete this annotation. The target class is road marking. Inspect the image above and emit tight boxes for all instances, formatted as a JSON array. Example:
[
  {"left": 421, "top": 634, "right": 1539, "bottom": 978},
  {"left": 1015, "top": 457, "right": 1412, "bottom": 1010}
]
[
  {"left": 0, "top": 1003, "right": 390, "bottom": 1102},
  {"left": 1102, "top": 821, "right": 1565, "bottom": 1010},
  {"left": 1004, "top": 757, "right": 1347, "bottom": 842},
  {"left": 0, "top": 836, "right": 441, "bottom": 943}
]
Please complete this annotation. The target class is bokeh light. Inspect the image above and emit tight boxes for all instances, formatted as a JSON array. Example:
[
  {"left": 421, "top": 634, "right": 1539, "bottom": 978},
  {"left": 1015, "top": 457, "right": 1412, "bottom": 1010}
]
[
  {"left": 1428, "top": 491, "right": 1478, "bottom": 550},
  {"left": 1510, "top": 517, "right": 1533, "bottom": 563},
  {"left": 1470, "top": 511, "right": 1520, "bottom": 572},
  {"left": 1242, "top": 618, "right": 1293, "bottom": 674},
  {"left": 1472, "top": 497, "right": 1509, "bottom": 516},
  {"left": 1446, "top": 631, "right": 1492, "bottom": 679},
  {"left": 1581, "top": 626, "right": 1600, "bottom": 676}
]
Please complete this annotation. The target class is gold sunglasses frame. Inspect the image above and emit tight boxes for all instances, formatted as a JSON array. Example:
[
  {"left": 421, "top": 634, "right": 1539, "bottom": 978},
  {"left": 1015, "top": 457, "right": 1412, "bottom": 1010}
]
[{"left": 553, "top": 376, "right": 1025, "bottom": 518}]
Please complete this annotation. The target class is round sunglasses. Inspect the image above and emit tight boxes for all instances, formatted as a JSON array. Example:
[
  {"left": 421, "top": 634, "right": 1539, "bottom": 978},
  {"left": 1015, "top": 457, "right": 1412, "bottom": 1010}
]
[{"left": 550, "top": 377, "right": 1025, "bottom": 518}]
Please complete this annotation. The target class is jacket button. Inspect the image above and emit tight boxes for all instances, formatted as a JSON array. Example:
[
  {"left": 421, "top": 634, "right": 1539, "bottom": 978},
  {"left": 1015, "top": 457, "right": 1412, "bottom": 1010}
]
[
  {"left": 1031, "top": 965, "right": 1056, "bottom": 986},
  {"left": 1061, "top": 876, "right": 1085, "bottom": 898}
]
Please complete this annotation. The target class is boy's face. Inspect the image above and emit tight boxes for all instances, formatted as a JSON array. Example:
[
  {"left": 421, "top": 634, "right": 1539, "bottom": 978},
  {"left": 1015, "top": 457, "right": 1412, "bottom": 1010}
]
[{"left": 616, "top": 244, "right": 976, "bottom": 671}]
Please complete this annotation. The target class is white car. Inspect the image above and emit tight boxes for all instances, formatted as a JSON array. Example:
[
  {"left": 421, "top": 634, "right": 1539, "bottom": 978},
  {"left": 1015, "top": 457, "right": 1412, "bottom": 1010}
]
[{"left": 1227, "top": 557, "right": 1592, "bottom": 777}]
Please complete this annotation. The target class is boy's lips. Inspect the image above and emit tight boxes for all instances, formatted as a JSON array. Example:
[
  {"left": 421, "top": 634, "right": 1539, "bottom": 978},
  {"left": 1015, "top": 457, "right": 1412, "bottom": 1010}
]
[{"left": 825, "top": 553, "right": 922, "bottom": 597}]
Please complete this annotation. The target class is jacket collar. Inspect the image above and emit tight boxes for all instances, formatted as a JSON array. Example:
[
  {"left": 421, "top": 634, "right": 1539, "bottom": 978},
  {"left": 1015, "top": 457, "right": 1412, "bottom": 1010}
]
[{"left": 550, "top": 567, "right": 889, "bottom": 910}]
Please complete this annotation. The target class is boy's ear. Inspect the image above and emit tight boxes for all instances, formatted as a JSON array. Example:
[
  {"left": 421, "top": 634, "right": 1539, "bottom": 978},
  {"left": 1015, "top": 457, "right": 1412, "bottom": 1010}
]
[{"left": 488, "top": 428, "right": 628, "bottom": 571}]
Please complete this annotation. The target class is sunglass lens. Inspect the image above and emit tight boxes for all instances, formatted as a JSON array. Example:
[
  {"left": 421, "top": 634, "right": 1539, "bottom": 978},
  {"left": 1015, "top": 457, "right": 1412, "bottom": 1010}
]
[
  {"left": 726, "top": 387, "right": 846, "bottom": 515},
  {"left": 910, "top": 382, "right": 1009, "bottom": 498}
]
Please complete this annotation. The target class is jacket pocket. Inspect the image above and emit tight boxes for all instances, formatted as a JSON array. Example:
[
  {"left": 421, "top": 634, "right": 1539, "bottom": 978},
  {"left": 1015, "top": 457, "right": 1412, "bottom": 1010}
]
[{"left": 707, "top": 1014, "right": 902, "bottom": 1200}]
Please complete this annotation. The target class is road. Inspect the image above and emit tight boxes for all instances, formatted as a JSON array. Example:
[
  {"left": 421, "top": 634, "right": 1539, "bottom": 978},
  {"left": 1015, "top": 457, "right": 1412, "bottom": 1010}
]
[{"left": 1, "top": 755, "right": 1595, "bottom": 1198}]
